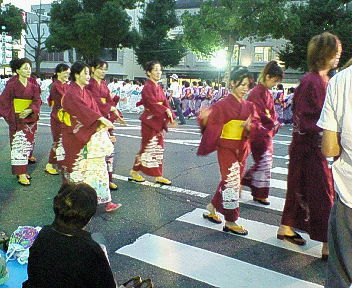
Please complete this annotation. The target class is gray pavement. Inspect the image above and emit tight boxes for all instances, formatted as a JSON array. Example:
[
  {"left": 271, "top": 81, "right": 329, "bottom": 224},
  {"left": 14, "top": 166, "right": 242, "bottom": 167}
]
[{"left": 0, "top": 107, "right": 327, "bottom": 288}]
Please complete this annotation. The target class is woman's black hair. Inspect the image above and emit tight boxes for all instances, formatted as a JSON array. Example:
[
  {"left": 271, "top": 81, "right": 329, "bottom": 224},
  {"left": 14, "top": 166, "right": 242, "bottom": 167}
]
[
  {"left": 53, "top": 183, "right": 97, "bottom": 229},
  {"left": 144, "top": 60, "right": 161, "bottom": 73},
  {"left": 277, "top": 83, "right": 284, "bottom": 90},
  {"left": 258, "top": 61, "right": 284, "bottom": 83},
  {"left": 69, "top": 61, "right": 89, "bottom": 82},
  {"left": 52, "top": 63, "right": 70, "bottom": 80},
  {"left": 90, "top": 59, "right": 108, "bottom": 69},
  {"left": 184, "top": 81, "right": 190, "bottom": 88},
  {"left": 10, "top": 58, "right": 32, "bottom": 73},
  {"left": 230, "top": 67, "right": 254, "bottom": 89}
]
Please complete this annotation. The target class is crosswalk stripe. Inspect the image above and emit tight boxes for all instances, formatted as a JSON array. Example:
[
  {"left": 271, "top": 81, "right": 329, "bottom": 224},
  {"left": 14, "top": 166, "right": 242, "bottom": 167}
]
[
  {"left": 241, "top": 189, "right": 285, "bottom": 211},
  {"left": 116, "top": 233, "right": 323, "bottom": 288},
  {"left": 177, "top": 209, "right": 322, "bottom": 258},
  {"left": 272, "top": 167, "right": 289, "bottom": 175}
]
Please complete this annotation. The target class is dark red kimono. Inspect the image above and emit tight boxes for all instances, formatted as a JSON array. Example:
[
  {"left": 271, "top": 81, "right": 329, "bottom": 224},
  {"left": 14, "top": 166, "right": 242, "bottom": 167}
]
[
  {"left": 47, "top": 80, "right": 69, "bottom": 165},
  {"left": 58, "top": 82, "right": 101, "bottom": 175},
  {"left": 281, "top": 72, "right": 334, "bottom": 242},
  {"left": 197, "top": 95, "right": 259, "bottom": 222},
  {"left": 132, "top": 79, "right": 174, "bottom": 177},
  {"left": 242, "top": 84, "right": 279, "bottom": 199},
  {"left": 0, "top": 75, "right": 41, "bottom": 175},
  {"left": 86, "top": 78, "right": 121, "bottom": 183}
]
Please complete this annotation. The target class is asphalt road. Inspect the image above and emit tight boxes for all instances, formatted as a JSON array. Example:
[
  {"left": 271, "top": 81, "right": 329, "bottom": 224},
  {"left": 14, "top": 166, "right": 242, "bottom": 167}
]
[{"left": 0, "top": 106, "right": 327, "bottom": 288}]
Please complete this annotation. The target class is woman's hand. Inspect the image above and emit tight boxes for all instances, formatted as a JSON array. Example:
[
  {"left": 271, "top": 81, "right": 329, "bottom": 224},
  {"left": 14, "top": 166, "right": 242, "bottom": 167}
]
[
  {"left": 166, "top": 108, "right": 174, "bottom": 123},
  {"left": 242, "top": 115, "right": 252, "bottom": 131},
  {"left": 98, "top": 117, "right": 114, "bottom": 130},
  {"left": 19, "top": 108, "right": 33, "bottom": 119}
]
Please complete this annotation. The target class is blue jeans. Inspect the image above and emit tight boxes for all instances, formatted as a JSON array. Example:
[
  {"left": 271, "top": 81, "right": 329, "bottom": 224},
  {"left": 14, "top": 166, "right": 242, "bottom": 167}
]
[{"left": 173, "top": 97, "right": 186, "bottom": 124}]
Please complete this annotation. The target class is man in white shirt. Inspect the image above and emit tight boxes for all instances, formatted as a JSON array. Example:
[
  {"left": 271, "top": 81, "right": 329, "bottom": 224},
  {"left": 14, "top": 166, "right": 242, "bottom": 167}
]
[
  {"left": 169, "top": 74, "right": 186, "bottom": 125},
  {"left": 317, "top": 65, "right": 352, "bottom": 288}
]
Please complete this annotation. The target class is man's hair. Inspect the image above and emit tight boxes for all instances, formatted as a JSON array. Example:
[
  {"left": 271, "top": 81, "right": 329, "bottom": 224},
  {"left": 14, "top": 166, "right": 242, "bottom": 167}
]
[{"left": 53, "top": 183, "right": 98, "bottom": 229}]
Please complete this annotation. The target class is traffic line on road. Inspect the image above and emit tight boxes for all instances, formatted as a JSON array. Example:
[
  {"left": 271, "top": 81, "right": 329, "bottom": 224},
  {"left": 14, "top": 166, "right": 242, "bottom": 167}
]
[
  {"left": 116, "top": 233, "right": 323, "bottom": 288},
  {"left": 271, "top": 167, "right": 289, "bottom": 175},
  {"left": 241, "top": 189, "right": 285, "bottom": 211},
  {"left": 112, "top": 174, "right": 209, "bottom": 198},
  {"left": 113, "top": 174, "right": 286, "bottom": 212},
  {"left": 177, "top": 209, "right": 322, "bottom": 258}
]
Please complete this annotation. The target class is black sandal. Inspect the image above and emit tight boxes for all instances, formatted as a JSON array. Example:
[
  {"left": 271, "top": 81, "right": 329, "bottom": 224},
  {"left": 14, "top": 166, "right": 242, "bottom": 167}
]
[{"left": 277, "top": 232, "right": 306, "bottom": 245}]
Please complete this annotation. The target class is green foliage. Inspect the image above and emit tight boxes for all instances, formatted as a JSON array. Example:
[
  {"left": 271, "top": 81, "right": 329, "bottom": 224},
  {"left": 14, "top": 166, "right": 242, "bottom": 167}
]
[
  {"left": 47, "top": 0, "right": 143, "bottom": 62},
  {"left": 135, "top": 0, "right": 187, "bottom": 68},
  {"left": 181, "top": 0, "right": 287, "bottom": 75},
  {"left": 0, "top": 4, "right": 26, "bottom": 39},
  {"left": 279, "top": 0, "right": 352, "bottom": 71}
]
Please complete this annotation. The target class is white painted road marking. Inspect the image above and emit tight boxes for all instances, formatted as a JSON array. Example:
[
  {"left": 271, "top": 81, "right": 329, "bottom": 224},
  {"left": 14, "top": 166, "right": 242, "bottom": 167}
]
[
  {"left": 177, "top": 209, "right": 322, "bottom": 258},
  {"left": 116, "top": 234, "right": 323, "bottom": 288}
]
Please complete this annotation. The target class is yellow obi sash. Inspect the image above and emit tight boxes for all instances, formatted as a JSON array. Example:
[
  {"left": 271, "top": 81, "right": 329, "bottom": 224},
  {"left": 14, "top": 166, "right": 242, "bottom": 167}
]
[
  {"left": 13, "top": 98, "right": 32, "bottom": 113},
  {"left": 57, "top": 108, "right": 72, "bottom": 126},
  {"left": 50, "top": 100, "right": 54, "bottom": 107},
  {"left": 220, "top": 120, "right": 245, "bottom": 140},
  {"left": 157, "top": 102, "right": 163, "bottom": 104},
  {"left": 101, "top": 98, "right": 107, "bottom": 104}
]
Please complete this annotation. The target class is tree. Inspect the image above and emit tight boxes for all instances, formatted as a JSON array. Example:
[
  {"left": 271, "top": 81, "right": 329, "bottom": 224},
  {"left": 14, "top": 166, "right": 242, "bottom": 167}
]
[
  {"left": 134, "top": 0, "right": 186, "bottom": 68},
  {"left": 46, "top": 0, "right": 144, "bottom": 62},
  {"left": 24, "top": 1, "right": 49, "bottom": 73},
  {"left": 279, "top": 0, "right": 352, "bottom": 71},
  {"left": 0, "top": 4, "right": 25, "bottom": 40},
  {"left": 181, "top": 0, "right": 288, "bottom": 80}
]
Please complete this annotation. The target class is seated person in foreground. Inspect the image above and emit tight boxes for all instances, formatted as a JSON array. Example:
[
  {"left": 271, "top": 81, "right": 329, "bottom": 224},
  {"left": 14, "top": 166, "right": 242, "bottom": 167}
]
[{"left": 23, "top": 183, "right": 116, "bottom": 288}]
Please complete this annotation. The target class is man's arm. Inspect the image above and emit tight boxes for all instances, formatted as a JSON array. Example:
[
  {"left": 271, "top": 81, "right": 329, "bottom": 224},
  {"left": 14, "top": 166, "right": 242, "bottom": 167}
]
[{"left": 322, "top": 129, "right": 341, "bottom": 157}]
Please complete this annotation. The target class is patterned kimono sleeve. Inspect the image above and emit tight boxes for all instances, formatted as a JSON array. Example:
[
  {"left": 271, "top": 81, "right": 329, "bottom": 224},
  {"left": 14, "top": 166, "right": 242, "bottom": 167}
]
[
  {"left": 0, "top": 81, "right": 14, "bottom": 122},
  {"left": 142, "top": 83, "right": 169, "bottom": 116},
  {"left": 197, "top": 105, "right": 224, "bottom": 156},
  {"left": 29, "top": 81, "right": 42, "bottom": 117}
]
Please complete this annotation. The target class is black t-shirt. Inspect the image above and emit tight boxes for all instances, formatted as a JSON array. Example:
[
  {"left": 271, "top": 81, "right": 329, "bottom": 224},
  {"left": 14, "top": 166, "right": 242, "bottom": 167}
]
[{"left": 23, "top": 225, "right": 116, "bottom": 288}]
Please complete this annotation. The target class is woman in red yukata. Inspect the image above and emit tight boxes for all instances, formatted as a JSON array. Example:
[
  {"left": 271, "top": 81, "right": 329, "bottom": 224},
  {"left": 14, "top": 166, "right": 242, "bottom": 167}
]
[
  {"left": 198, "top": 68, "right": 260, "bottom": 236},
  {"left": 278, "top": 32, "right": 342, "bottom": 260},
  {"left": 86, "top": 59, "right": 126, "bottom": 191},
  {"left": 129, "top": 60, "right": 176, "bottom": 185},
  {"left": 58, "top": 61, "right": 120, "bottom": 212},
  {"left": 242, "top": 61, "right": 283, "bottom": 205},
  {"left": 0, "top": 58, "right": 41, "bottom": 186},
  {"left": 46, "top": 63, "right": 70, "bottom": 175}
]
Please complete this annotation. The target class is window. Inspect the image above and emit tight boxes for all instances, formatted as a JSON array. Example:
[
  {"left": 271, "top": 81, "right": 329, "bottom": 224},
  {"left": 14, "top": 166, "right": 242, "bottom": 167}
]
[
  {"left": 100, "top": 48, "right": 117, "bottom": 62},
  {"left": 41, "top": 51, "right": 64, "bottom": 62},
  {"left": 254, "top": 46, "right": 273, "bottom": 62},
  {"left": 118, "top": 50, "right": 124, "bottom": 64}
]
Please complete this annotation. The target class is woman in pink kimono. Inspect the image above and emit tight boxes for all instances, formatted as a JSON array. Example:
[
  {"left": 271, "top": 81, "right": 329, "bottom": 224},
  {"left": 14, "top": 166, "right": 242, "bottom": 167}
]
[
  {"left": 58, "top": 61, "right": 120, "bottom": 212},
  {"left": 0, "top": 58, "right": 41, "bottom": 185},
  {"left": 242, "top": 61, "right": 283, "bottom": 205},
  {"left": 198, "top": 68, "right": 260, "bottom": 235},
  {"left": 129, "top": 60, "right": 175, "bottom": 185}
]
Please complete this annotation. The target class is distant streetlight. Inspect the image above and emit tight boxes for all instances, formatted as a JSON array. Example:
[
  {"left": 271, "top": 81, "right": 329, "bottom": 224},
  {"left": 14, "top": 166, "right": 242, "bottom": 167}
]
[{"left": 211, "top": 49, "right": 227, "bottom": 88}]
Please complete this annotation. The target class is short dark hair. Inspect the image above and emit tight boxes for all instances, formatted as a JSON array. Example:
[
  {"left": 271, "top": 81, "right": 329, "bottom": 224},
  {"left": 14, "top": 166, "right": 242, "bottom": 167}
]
[
  {"left": 10, "top": 58, "right": 32, "bottom": 73},
  {"left": 277, "top": 84, "right": 284, "bottom": 90},
  {"left": 90, "top": 59, "right": 108, "bottom": 69},
  {"left": 230, "top": 67, "right": 254, "bottom": 89},
  {"left": 184, "top": 81, "right": 190, "bottom": 88},
  {"left": 53, "top": 183, "right": 98, "bottom": 229},
  {"left": 69, "top": 61, "right": 90, "bottom": 82},
  {"left": 52, "top": 63, "right": 70, "bottom": 80},
  {"left": 144, "top": 60, "right": 161, "bottom": 73}
]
